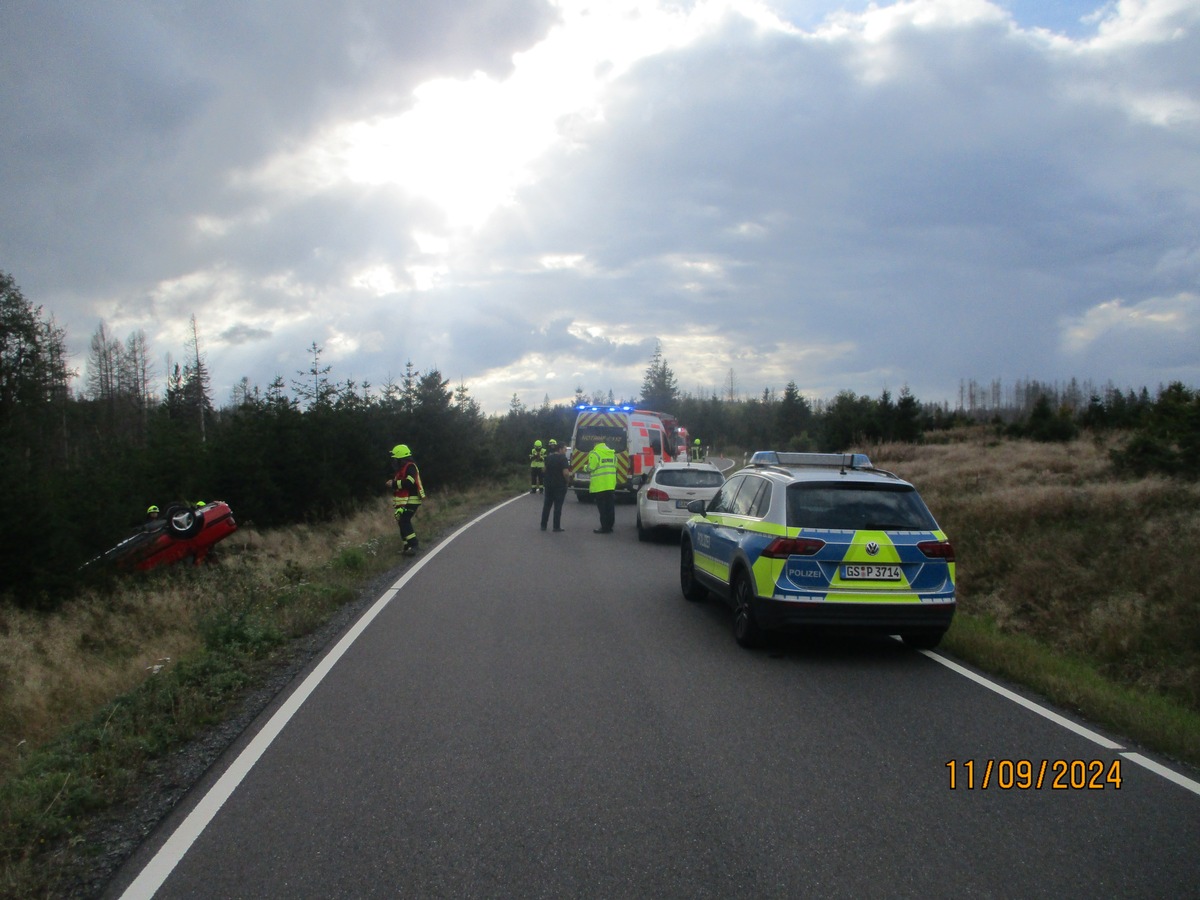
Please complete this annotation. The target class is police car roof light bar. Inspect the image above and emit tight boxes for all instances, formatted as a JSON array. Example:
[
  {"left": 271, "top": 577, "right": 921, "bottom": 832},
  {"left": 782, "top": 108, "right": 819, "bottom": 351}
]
[{"left": 748, "top": 451, "right": 874, "bottom": 470}]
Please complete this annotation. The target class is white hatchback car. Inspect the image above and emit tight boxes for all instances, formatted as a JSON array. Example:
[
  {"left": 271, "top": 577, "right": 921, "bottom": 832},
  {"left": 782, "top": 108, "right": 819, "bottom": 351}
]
[{"left": 636, "top": 461, "right": 725, "bottom": 540}]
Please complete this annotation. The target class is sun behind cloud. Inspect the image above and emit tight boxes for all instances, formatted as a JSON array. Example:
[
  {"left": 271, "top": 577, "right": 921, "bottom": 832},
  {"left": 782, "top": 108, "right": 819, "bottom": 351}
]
[{"left": 249, "top": 1, "right": 788, "bottom": 232}]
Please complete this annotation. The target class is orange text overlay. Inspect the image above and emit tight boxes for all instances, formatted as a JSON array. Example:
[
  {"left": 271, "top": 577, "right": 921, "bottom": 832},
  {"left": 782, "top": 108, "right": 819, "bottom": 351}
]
[{"left": 946, "top": 759, "right": 1122, "bottom": 790}]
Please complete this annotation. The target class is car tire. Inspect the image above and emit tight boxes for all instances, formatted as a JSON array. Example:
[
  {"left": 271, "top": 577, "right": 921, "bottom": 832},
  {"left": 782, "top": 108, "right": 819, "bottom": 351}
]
[
  {"left": 901, "top": 632, "right": 944, "bottom": 650},
  {"left": 636, "top": 511, "right": 648, "bottom": 542},
  {"left": 679, "top": 539, "right": 709, "bottom": 602},
  {"left": 165, "top": 505, "right": 204, "bottom": 539},
  {"left": 575, "top": 490, "right": 591, "bottom": 503},
  {"left": 732, "top": 570, "right": 764, "bottom": 648}
]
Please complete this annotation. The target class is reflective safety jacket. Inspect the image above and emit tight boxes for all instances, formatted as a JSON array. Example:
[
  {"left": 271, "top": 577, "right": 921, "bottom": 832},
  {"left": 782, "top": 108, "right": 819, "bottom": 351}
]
[
  {"left": 529, "top": 446, "right": 546, "bottom": 469},
  {"left": 586, "top": 443, "right": 617, "bottom": 492},
  {"left": 390, "top": 460, "right": 426, "bottom": 509}
]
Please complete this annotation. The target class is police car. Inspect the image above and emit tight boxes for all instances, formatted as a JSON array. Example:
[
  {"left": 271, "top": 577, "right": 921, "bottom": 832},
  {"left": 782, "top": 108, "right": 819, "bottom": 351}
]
[{"left": 679, "top": 451, "right": 955, "bottom": 649}]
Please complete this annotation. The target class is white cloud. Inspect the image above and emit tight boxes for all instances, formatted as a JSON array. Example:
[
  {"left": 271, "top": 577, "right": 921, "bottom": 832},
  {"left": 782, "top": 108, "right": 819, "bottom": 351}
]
[
  {"left": 1057, "top": 292, "right": 1200, "bottom": 387},
  {"left": 1089, "top": 0, "right": 1197, "bottom": 47},
  {"left": 247, "top": 0, "right": 794, "bottom": 231},
  {"left": 1, "top": 0, "right": 1198, "bottom": 414},
  {"left": 1061, "top": 293, "right": 1200, "bottom": 353}
]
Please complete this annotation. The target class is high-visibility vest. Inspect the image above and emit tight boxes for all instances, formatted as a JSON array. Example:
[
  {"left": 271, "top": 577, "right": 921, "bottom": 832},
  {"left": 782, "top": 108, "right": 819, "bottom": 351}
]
[
  {"left": 392, "top": 461, "right": 425, "bottom": 508},
  {"left": 586, "top": 443, "right": 617, "bottom": 492},
  {"left": 530, "top": 446, "right": 546, "bottom": 469}
]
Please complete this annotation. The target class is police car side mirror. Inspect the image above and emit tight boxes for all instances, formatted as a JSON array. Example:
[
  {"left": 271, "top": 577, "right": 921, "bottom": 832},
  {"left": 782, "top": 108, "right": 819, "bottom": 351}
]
[{"left": 686, "top": 499, "right": 707, "bottom": 516}]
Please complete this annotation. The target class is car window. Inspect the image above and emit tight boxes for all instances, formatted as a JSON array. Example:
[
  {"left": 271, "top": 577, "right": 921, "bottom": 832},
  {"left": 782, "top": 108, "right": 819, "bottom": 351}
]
[
  {"left": 707, "top": 475, "right": 744, "bottom": 513},
  {"left": 728, "top": 475, "right": 766, "bottom": 517},
  {"left": 745, "top": 478, "right": 772, "bottom": 518},
  {"left": 786, "top": 482, "right": 938, "bottom": 530},
  {"left": 656, "top": 468, "right": 724, "bottom": 488}
]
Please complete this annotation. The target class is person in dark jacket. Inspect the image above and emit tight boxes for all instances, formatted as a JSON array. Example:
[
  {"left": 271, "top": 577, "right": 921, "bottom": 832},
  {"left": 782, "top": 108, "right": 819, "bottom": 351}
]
[{"left": 540, "top": 439, "right": 571, "bottom": 532}]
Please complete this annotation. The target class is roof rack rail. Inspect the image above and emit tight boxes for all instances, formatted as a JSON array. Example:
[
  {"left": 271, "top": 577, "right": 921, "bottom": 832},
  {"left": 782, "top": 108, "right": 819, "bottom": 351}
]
[{"left": 747, "top": 451, "right": 875, "bottom": 472}]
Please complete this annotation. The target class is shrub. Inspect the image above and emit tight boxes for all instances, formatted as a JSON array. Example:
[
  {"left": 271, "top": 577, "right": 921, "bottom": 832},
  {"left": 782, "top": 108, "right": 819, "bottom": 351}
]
[{"left": 1111, "top": 382, "right": 1200, "bottom": 478}]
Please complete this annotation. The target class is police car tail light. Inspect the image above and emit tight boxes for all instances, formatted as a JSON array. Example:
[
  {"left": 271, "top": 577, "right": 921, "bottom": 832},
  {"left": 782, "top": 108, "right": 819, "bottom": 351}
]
[
  {"left": 646, "top": 488, "right": 670, "bottom": 502},
  {"left": 918, "top": 539, "right": 955, "bottom": 562},
  {"left": 762, "top": 537, "right": 825, "bottom": 558}
]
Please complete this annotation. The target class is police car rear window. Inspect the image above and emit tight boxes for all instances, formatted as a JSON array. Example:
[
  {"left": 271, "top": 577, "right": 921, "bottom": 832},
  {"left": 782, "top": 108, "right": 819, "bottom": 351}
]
[
  {"left": 786, "top": 482, "right": 937, "bottom": 531},
  {"left": 656, "top": 469, "right": 724, "bottom": 488}
]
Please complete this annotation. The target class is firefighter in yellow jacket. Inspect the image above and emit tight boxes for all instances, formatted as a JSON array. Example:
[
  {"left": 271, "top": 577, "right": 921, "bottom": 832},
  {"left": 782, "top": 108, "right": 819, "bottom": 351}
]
[
  {"left": 387, "top": 444, "right": 426, "bottom": 555},
  {"left": 587, "top": 440, "right": 617, "bottom": 533},
  {"left": 529, "top": 439, "right": 547, "bottom": 493}
]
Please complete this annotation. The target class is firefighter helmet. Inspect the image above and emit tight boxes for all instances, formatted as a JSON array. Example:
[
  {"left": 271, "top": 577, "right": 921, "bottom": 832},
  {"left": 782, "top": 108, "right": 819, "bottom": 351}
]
[
  {"left": 147, "top": 505, "right": 159, "bottom": 514},
  {"left": 534, "top": 440, "right": 543, "bottom": 448},
  {"left": 391, "top": 444, "right": 412, "bottom": 459}
]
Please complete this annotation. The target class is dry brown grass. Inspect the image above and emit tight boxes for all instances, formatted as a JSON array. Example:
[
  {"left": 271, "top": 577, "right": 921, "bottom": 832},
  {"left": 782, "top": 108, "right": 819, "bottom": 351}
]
[
  {"left": 869, "top": 431, "right": 1200, "bottom": 714},
  {"left": 0, "top": 582, "right": 199, "bottom": 779},
  {"left": 0, "top": 481, "right": 516, "bottom": 789},
  {"left": 0, "top": 497, "right": 408, "bottom": 784}
]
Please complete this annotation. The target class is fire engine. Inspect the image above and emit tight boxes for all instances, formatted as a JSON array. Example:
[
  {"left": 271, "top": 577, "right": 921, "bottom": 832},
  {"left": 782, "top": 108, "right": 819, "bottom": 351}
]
[{"left": 568, "top": 405, "right": 688, "bottom": 502}]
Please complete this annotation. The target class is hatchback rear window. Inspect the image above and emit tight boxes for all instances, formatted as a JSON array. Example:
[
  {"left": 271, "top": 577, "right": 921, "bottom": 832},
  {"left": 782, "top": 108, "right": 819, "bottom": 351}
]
[
  {"left": 787, "top": 482, "right": 937, "bottom": 531},
  {"left": 656, "top": 469, "right": 724, "bottom": 488}
]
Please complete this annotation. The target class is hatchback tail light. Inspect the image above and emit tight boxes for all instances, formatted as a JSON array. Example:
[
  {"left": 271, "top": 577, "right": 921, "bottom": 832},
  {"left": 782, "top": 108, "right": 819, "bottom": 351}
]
[
  {"left": 918, "top": 539, "right": 955, "bottom": 561},
  {"left": 646, "top": 488, "right": 670, "bottom": 502},
  {"left": 762, "top": 537, "right": 825, "bottom": 558}
]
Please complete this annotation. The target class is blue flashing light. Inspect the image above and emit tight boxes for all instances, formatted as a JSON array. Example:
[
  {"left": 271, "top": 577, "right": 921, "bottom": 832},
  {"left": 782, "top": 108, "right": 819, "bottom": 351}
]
[{"left": 576, "top": 404, "right": 636, "bottom": 413}]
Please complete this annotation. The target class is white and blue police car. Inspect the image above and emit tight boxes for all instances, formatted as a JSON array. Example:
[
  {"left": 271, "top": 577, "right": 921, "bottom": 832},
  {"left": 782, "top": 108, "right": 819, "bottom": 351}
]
[{"left": 680, "top": 451, "right": 955, "bottom": 649}]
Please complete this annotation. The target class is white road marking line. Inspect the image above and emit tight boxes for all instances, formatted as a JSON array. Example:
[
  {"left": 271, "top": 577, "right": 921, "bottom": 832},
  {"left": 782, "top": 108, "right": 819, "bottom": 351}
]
[
  {"left": 119, "top": 495, "right": 526, "bottom": 900},
  {"left": 1120, "top": 752, "right": 1200, "bottom": 797},
  {"left": 918, "top": 648, "right": 1123, "bottom": 748},
  {"left": 919, "top": 647, "right": 1200, "bottom": 796}
]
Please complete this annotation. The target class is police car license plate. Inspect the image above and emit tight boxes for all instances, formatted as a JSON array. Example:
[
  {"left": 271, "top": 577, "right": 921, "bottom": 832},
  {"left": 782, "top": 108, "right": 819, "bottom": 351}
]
[{"left": 842, "top": 564, "right": 902, "bottom": 580}]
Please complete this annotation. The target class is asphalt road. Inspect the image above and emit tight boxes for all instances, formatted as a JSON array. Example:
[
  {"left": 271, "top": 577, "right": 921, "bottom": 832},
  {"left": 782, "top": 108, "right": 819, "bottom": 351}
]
[{"left": 111, "top": 491, "right": 1200, "bottom": 898}]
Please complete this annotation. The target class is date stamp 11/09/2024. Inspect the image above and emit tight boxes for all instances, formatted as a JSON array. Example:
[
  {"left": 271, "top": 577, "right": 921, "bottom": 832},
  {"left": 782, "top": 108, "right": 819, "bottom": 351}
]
[{"left": 946, "top": 759, "right": 1123, "bottom": 790}]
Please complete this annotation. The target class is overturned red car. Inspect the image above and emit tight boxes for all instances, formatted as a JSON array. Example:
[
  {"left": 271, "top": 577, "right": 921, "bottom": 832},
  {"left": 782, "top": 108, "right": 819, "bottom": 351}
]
[{"left": 93, "top": 501, "right": 238, "bottom": 571}]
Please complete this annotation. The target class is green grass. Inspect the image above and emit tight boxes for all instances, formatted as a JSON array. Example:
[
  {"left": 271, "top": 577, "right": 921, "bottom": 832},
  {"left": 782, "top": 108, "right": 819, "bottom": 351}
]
[{"left": 944, "top": 612, "right": 1200, "bottom": 767}]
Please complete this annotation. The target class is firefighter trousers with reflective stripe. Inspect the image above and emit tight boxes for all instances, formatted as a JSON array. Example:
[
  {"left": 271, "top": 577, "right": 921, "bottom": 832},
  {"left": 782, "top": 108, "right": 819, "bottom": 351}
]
[{"left": 394, "top": 501, "right": 420, "bottom": 547}]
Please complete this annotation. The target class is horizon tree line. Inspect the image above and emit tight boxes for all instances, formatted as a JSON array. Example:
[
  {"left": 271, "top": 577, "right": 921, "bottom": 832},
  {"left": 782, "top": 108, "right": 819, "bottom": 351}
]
[{"left": 2, "top": 269, "right": 1194, "bottom": 605}]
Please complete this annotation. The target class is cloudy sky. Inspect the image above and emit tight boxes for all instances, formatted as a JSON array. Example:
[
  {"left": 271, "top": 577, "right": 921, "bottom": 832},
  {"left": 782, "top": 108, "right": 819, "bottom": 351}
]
[{"left": 2, "top": 0, "right": 1197, "bottom": 414}]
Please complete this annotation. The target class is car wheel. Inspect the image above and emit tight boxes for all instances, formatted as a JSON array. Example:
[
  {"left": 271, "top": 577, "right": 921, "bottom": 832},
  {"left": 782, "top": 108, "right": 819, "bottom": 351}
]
[
  {"left": 575, "top": 490, "right": 591, "bottom": 503},
  {"left": 636, "top": 511, "right": 648, "bottom": 542},
  {"left": 679, "top": 539, "right": 709, "bottom": 602},
  {"left": 732, "top": 570, "right": 764, "bottom": 648},
  {"left": 902, "top": 632, "right": 944, "bottom": 650},
  {"left": 165, "top": 505, "right": 204, "bottom": 538}
]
